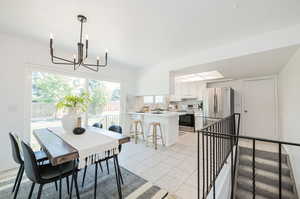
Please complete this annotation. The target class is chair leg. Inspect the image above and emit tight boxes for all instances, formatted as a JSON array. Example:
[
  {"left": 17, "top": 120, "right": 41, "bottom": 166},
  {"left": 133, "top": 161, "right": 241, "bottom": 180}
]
[
  {"left": 74, "top": 171, "right": 80, "bottom": 199},
  {"left": 37, "top": 184, "right": 43, "bottom": 199},
  {"left": 12, "top": 165, "right": 22, "bottom": 193},
  {"left": 113, "top": 156, "right": 122, "bottom": 199},
  {"left": 94, "top": 163, "right": 98, "bottom": 199},
  {"left": 66, "top": 176, "right": 70, "bottom": 195},
  {"left": 115, "top": 156, "right": 124, "bottom": 185},
  {"left": 54, "top": 181, "right": 58, "bottom": 191},
  {"left": 69, "top": 174, "right": 74, "bottom": 199},
  {"left": 106, "top": 159, "right": 110, "bottom": 174},
  {"left": 99, "top": 161, "right": 103, "bottom": 172},
  {"left": 59, "top": 178, "right": 62, "bottom": 199},
  {"left": 28, "top": 182, "right": 35, "bottom": 199},
  {"left": 13, "top": 165, "right": 24, "bottom": 199},
  {"left": 81, "top": 165, "right": 87, "bottom": 188}
]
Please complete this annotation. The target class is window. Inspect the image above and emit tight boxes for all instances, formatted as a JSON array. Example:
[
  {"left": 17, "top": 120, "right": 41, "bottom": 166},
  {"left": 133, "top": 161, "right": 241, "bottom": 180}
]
[
  {"left": 143, "top": 96, "right": 154, "bottom": 104},
  {"left": 87, "top": 80, "right": 120, "bottom": 128},
  {"left": 31, "top": 72, "right": 85, "bottom": 149},
  {"left": 31, "top": 71, "right": 121, "bottom": 149},
  {"left": 155, "top": 96, "right": 164, "bottom": 104}
]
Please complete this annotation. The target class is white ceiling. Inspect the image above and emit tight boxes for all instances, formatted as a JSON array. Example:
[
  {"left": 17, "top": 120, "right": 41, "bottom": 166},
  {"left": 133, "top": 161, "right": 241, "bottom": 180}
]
[
  {"left": 1, "top": 0, "right": 300, "bottom": 68},
  {"left": 174, "top": 45, "right": 300, "bottom": 79}
]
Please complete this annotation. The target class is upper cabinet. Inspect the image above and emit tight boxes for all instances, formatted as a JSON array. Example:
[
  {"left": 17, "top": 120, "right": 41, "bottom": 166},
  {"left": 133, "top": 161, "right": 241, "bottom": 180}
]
[{"left": 170, "top": 81, "right": 207, "bottom": 101}]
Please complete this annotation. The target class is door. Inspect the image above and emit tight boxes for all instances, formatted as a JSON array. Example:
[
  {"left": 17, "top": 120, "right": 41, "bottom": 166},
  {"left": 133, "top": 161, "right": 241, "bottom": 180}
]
[{"left": 243, "top": 78, "right": 277, "bottom": 139}]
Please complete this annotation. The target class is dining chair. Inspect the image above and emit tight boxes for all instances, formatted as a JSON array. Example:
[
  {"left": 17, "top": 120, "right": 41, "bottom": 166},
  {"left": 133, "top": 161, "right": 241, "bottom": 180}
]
[
  {"left": 92, "top": 123, "right": 103, "bottom": 128},
  {"left": 107, "top": 125, "right": 124, "bottom": 184},
  {"left": 81, "top": 125, "right": 124, "bottom": 199},
  {"left": 9, "top": 132, "right": 48, "bottom": 199},
  {"left": 21, "top": 141, "right": 80, "bottom": 199}
]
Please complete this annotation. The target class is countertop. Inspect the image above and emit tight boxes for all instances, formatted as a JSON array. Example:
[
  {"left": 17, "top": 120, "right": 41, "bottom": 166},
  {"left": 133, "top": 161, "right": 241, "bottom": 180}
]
[
  {"left": 128, "top": 111, "right": 180, "bottom": 117},
  {"left": 128, "top": 111, "right": 204, "bottom": 117}
]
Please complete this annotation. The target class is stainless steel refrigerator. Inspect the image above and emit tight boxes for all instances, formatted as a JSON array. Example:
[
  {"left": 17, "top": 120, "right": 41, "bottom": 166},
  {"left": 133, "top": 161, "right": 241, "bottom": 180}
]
[{"left": 203, "top": 87, "right": 234, "bottom": 119}]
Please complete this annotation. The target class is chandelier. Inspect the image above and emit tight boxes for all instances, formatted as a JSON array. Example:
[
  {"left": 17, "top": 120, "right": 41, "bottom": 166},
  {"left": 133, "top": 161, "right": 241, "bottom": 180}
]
[{"left": 50, "top": 15, "right": 108, "bottom": 72}]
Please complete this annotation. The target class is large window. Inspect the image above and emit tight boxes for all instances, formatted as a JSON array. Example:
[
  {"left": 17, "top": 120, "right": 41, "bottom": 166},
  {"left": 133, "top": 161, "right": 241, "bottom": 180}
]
[
  {"left": 87, "top": 79, "right": 120, "bottom": 128},
  {"left": 31, "top": 72, "right": 120, "bottom": 148}
]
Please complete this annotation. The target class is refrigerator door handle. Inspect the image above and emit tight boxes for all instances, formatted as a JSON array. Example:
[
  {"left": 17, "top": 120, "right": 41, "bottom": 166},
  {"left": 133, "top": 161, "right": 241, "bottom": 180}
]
[{"left": 214, "top": 94, "right": 218, "bottom": 114}]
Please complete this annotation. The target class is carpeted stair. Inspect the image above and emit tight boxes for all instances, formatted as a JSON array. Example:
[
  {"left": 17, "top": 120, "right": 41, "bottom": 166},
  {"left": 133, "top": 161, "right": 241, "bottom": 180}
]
[{"left": 235, "top": 146, "right": 298, "bottom": 199}]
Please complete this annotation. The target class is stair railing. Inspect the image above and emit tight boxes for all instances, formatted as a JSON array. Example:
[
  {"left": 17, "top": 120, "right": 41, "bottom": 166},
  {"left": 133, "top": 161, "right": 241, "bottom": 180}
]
[
  {"left": 197, "top": 113, "right": 300, "bottom": 199},
  {"left": 197, "top": 113, "right": 241, "bottom": 199}
]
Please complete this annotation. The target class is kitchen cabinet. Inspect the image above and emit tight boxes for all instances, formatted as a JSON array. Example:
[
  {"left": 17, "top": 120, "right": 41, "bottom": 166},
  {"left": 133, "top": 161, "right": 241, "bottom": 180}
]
[{"left": 171, "top": 81, "right": 207, "bottom": 101}]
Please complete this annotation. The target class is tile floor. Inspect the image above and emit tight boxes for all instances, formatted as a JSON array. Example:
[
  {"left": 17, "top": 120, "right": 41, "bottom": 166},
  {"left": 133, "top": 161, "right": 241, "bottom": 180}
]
[{"left": 118, "top": 132, "right": 199, "bottom": 199}]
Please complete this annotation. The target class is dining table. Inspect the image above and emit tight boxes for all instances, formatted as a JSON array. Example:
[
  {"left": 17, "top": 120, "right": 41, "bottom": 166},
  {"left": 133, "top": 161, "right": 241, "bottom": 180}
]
[{"left": 33, "top": 126, "right": 130, "bottom": 199}]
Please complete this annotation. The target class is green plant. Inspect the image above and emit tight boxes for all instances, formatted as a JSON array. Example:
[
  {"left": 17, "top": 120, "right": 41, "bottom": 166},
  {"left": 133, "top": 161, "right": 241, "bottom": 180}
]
[{"left": 56, "top": 92, "right": 91, "bottom": 113}]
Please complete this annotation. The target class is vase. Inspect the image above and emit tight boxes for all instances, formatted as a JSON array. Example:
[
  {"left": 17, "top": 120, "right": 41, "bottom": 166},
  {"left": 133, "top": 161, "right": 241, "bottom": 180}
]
[{"left": 61, "top": 112, "right": 81, "bottom": 133}]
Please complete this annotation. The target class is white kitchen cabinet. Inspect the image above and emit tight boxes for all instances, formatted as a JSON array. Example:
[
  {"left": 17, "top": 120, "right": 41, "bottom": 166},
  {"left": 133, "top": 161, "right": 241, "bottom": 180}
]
[{"left": 171, "top": 81, "right": 207, "bottom": 101}]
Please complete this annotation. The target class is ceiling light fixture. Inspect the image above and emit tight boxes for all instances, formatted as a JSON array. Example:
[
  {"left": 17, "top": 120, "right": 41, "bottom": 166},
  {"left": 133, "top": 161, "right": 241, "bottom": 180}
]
[
  {"left": 50, "top": 15, "right": 108, "bottom": 72},
  {"left": 175, "top": 70, "right": 224, "bottom": 82}
]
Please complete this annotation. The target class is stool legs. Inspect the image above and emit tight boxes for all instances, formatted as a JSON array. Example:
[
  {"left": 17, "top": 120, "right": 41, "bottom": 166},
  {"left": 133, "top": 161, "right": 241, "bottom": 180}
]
[
  {"left": 153, "top": 126, "right": 157, "bottom": 150},
  {"left": 130, "top": 120, "right": 144, "bottom": 144},
  {"left": 158, "top": 124, "right": 165, "bottom": 146},
  {"left": 147, "top": 123, "right": 164, "bottom": 150},
  {"left": 134, "top": 122, "right": 138, "bottom": 144}
]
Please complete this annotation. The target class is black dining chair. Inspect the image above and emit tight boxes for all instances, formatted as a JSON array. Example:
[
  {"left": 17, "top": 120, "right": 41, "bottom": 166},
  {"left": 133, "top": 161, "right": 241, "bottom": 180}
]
[
  {"left": 107, "top": 125, "right": 124, "bottom": 183},
  {"left": 9, "top": 132, "right": 48, "bottom": 199},
  {"left": 92, "top": 123, "right": 103, "bottom": 128},
  {"left": 21, "top": 141, "right": 80, "bottom": 199},
  {"left": 81, "top": 125, "right": 124, "bottom": 199}
]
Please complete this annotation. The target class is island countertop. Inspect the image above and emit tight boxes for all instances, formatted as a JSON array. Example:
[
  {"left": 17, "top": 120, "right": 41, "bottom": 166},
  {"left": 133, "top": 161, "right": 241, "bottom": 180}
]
[
  {"left": 128, "top": 111, "right": 179, "bottom": 146},
  {"left": 128, "top": 111, "right": 181, "bottom": 117}
]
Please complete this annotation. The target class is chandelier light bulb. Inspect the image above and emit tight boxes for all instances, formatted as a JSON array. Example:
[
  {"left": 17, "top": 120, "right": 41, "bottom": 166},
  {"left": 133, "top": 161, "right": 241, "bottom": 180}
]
[
  {"left": 85, "top": 34, "right": 88, "bottom": 40},
  {"left": 50, "top": 33, "right": 54, "bottom": 39},
  {"left": 97, "top": 56, "right": 100, "bottom": 60},
  {"left": 73, "top": 54, "right": 76, "bottom": 59}
]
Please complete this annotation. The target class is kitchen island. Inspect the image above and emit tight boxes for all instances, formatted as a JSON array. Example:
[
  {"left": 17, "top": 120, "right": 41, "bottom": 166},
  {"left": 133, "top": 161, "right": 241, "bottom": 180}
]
[{"left": 128, "top": 112, "right": 179, "bottom": 146}]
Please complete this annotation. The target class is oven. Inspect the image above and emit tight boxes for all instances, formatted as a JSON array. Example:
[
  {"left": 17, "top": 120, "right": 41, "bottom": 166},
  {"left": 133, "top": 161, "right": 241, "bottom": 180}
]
[{"left": 179, "top": 114, "right": 195, "bottom": 132}]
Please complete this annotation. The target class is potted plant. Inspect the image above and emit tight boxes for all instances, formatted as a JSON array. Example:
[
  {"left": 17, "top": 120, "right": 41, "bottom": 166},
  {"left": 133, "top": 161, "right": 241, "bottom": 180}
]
[{"left": 56, "top": 92, "right": 90, "bottom": 133}]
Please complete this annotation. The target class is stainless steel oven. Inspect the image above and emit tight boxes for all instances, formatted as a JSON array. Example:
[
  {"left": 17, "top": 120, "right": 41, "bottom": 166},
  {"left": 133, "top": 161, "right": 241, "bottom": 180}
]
[{"left": 179, "top": 114, "right": 195, "bottom": 132}]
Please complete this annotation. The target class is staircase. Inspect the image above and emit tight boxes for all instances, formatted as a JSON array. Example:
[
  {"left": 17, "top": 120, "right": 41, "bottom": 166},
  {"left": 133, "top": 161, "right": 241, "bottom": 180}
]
[{"left": 235, "top": 146, "right": 298, "bottom": 199}]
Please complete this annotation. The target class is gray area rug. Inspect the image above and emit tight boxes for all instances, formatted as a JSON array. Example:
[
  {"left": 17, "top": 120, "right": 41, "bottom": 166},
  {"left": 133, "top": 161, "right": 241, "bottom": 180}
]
[{"left": 0, "top": 160, "right": 168, "bottom": 199}]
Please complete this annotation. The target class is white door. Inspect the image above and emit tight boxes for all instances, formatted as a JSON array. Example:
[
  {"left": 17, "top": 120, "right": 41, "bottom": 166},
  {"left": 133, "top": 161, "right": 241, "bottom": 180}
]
[{"left": 243, "top": 78, "right": 277, "bottom": 139}]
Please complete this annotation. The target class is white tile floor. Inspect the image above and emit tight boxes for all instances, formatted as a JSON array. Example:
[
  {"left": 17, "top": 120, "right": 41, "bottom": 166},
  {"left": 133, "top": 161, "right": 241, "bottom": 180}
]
[{"left": 118, "top": 132, "right": 199, "bottom": 199}]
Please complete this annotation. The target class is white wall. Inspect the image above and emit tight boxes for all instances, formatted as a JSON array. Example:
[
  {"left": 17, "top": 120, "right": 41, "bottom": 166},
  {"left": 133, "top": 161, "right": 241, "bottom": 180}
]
[
  {"left": 278, "top": 47, "right": 300, "bottom": 192},
  {"left": 0, "top": 32, "right": 138, "bottom": 172},
  {"left": 137, "top": 24, "right": 300, "bottom": 96}
]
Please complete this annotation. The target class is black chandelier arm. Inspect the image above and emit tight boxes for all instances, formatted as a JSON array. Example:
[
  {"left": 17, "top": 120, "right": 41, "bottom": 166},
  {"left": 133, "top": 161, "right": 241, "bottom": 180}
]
[
  {"left": 81, "top": 64, "right": 99, "bottom": 72},
  {"left": 51, "top": 55, "right": 75, "bottom": 65},
  {"left": 81, "top": 62, "right": 107, "bottom": 67}
]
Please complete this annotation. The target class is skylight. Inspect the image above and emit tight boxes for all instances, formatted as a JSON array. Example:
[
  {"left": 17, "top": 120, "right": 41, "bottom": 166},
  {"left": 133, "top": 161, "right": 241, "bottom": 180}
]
[{"left": 175, "top": 70, "right": 224, "bottom": 82}]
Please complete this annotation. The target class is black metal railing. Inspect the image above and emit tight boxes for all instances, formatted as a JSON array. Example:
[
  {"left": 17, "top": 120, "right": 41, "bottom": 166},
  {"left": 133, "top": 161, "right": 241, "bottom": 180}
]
[
  {"left": 197, "top": 113, "right": 300, "bottom": 199},
  {"left": 197, "top": 113, "right": 241, "bottom": 199}
]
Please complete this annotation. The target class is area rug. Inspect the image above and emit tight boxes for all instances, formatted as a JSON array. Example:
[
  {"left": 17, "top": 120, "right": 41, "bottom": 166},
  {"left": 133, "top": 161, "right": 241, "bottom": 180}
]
[{"left": 0, "top": 161, "right": 170, "bottom": 199}]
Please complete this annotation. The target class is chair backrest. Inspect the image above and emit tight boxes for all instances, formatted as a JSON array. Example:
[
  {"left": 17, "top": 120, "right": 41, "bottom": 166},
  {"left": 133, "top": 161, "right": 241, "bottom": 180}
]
[
  {"left": 108, "top": 125, "right": 123, "bottom": 152},
  {"left": 9, "top": 132, "right": 23, "bottom": 165},
  {"left": 93, "top": 123, "right": 103, "bottom": 128},
  {"left": 108, "top": 125, "right": 122, "bottom": 134},
  {"left": 21, "top": 141, "right": 40, "bottom": 182}
]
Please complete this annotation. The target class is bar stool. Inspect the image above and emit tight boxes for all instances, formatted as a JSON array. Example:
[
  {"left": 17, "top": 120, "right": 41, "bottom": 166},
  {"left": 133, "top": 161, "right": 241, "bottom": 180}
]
[
  {"left": 147, "top": 122, "right": 165, "bottom": 150},
  {"left": 130, "top": 120, "right": 145, "bottom": 144}
]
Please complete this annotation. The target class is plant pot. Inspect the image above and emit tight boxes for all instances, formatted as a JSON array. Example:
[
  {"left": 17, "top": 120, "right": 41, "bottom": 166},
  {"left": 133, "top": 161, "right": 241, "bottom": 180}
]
[{"left": 61, "top": 113, "right": 80, "bottom": 133}]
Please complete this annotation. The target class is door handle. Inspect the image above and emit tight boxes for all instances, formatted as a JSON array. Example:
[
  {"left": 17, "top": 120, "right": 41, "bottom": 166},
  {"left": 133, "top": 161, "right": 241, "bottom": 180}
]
[{"left": 244, "top": 110, "right": 248, "bottom": 113}]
